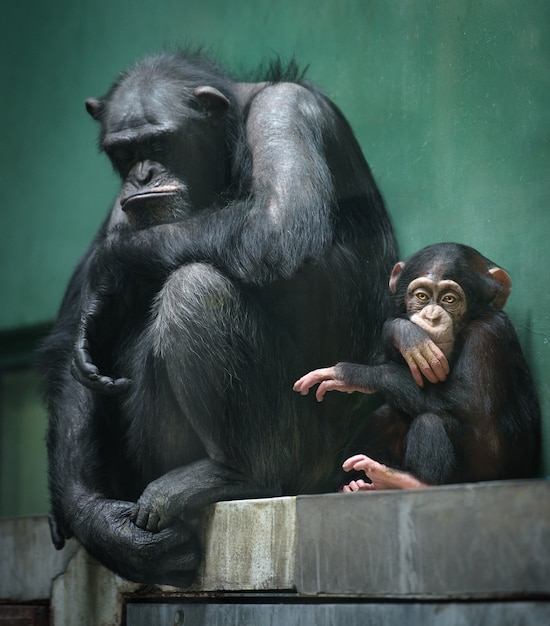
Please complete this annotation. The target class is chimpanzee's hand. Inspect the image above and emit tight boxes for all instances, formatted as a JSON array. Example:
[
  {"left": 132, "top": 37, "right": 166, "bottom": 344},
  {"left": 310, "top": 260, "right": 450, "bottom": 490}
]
[
  {"left": 74, "top": 496, "right": 201, "bottom": 587},
  {"left": 342, "top": 454, "right": 428, "bottom": 490},
  {"left": 132, "top": 472, "right": 186, "bottom": 533},
  {"left": 71, "top": 338, "right": 132, "bottom": 395},
  {"left": 293, "top": 366, "right": 375, "bottom": 402},
  {"left": 70, "top": 289, "right": 132, "bottom": 395},
  {"left": 131, "top": 462, "right": 224, "bottom": 533},
  {"left": 385, "top": 318, "right": 449, "bottom": 387},
  {"left": 132, "top": 459, "right": 271, "bottom": 533}
]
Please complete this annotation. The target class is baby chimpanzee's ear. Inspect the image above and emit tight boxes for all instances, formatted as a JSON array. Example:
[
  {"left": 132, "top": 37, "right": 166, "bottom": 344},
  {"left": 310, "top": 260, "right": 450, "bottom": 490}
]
[
  {"left": 389, "top": 262, "right": 405, "bottom": 294},
  {"left": 488, "top": 267, "right": 512, "bottom": 309}
]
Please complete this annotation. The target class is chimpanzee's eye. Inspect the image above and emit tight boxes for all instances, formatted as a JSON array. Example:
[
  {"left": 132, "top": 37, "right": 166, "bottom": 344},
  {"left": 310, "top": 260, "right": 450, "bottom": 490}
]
[
  {"left": 104, "top": 145, "right": 135, "bottom": 177},
  {"left": 442, "top": 293, "right": 458, "bottom": 305},
  {"left": 148, "top": 139, "right": 165, "bottom": 158}
]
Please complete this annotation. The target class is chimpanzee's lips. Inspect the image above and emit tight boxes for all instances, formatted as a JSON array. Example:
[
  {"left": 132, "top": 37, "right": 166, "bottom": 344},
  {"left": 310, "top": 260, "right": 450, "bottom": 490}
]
[{"left": 120, "top": 186, "right": 180, "bottom": 212}]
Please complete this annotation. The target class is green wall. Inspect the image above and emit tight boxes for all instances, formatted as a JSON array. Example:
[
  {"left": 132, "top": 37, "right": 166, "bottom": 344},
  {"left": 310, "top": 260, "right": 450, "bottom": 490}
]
[{"left": 1, "top": 0, "right": 549, "bottom": 514}]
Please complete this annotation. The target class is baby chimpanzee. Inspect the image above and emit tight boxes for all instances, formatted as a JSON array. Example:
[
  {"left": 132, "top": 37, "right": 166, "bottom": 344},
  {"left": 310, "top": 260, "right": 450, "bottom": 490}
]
[{"left": 294, "top": 243, "right": 541, "bottom": 490}]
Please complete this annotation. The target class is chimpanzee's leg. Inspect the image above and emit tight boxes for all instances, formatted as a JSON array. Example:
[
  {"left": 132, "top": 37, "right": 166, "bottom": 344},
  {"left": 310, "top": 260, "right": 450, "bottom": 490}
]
[
  {"left": 403, "top": 412, "right": 457, "bottom": 484},
  {"left": 341, "top": 409, "right": 459, "bottom": 490},
  {"left": 153, "top": 263, "right": 298, "bottom": 476},
  {"left": 343, "top": 405, "right": 410, "bottom": 466},
  {"left": 129, "top": 263, "right": 299, "bottom": 531}
]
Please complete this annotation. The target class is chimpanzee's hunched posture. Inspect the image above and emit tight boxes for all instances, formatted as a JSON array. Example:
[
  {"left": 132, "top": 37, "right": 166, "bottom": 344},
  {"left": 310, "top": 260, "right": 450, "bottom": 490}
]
[
  {"left": 39, "top": 50, "right": 399, "bottom": 586},
  {"left": 294, "top": 243, "right": 541, "bottom": 489}
]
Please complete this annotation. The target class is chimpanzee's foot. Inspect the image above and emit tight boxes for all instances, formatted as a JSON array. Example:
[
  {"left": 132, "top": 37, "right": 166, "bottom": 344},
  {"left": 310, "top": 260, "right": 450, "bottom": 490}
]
[{"left": 342, "top": 454, "right": 429, "bottom": 491}]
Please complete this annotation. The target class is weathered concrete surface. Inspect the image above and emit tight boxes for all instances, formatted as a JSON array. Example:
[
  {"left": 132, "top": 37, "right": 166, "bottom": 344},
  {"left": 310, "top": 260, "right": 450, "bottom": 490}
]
[
  {"left": 0, "top": 497, "right": 297, "bottom": 625},
  {"left": 0, "top": 516, "right": 78, "bottom": 601},
  {"left": 47, "top": 497, "right": 295, "bottom": 624},
  {"left": 295, "top": 480, "right": 550, "bottom": 598},
  {"left": 50, "top": 548, "right": 139, "bottom": 626},
  {"left": 126, "top": 601, "right": 550, "bottom": 626},
  {"left": 197, "top": 496, "right": 296, "bottom": 590},
  {"left": 2, "top": 481, "right": 549, "bottom": 625}
]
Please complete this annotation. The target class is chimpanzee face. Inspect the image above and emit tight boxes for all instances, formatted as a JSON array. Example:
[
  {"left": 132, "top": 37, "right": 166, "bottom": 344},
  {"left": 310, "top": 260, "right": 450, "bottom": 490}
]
[
  {"left": 86, "top": 76, "right": 229, "bottom": 228},
  {"left": 405, "top": 276, "right": 467, "bottom": 355}
]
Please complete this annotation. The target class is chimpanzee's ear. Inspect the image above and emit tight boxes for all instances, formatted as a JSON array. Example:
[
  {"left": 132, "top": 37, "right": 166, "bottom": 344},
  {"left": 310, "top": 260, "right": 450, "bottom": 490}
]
[
  {"left": 193, "top": 86, "right": 230, "bottom": 121},
  {"left": 85, "top": 98, "right": 105, "bottom": 121},
  {"left": 489, "top": 267, "right": 512, "bottom": 308},
  {"left": 389, "top": 262, "right": 405, "bottom": 293}
]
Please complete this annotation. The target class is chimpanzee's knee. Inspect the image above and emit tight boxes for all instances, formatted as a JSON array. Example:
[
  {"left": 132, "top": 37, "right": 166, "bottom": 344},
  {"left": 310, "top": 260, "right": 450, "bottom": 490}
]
[{"left": 150, "top": 263, "right": 244, "bottom": 360}]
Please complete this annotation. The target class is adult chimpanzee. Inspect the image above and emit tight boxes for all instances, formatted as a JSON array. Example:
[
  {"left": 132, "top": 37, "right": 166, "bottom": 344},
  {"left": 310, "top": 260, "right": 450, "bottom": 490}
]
[
  {"left": 39, "top": 50, "right": 399, "bottom": 586},
  {"left": 294, "top": 243, "right": 541, "bottom": 489}
]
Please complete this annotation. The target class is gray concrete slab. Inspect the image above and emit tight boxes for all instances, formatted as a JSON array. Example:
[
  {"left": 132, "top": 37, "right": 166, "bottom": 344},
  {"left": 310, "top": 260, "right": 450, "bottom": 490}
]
[
  {"left": 2, "top": 480, "right": 549, "bottom": 625},
  {"left": 295, "top": 480, "right": 550, "bottom": 598},
  {"left": 197, "top": 495, "right": 296, "bottom": 591},
  {"left": 126, "top": 601, "right": 550, "bottom": 626},
  {"left": 0, "top": 516, "right": 77, "bottom": 601}
]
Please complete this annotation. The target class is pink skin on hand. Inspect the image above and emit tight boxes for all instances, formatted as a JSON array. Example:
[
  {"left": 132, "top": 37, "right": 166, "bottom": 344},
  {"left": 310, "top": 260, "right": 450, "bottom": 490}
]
[
  {"left": 292, "top": 367, "right": 375, "bottom": 402},
  {"left": 341, "top": 454, "right": 429, "bottom": 491},
  {"left": 399, "top": 339, "right": 449, "bottom": 388}
]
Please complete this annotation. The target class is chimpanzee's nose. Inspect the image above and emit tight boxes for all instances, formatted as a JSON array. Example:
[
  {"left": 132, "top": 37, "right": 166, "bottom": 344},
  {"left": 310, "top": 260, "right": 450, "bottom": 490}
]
[
  {"left": 424, "top": 305, "right": 442, "bottom": 322},
  {"left": 133, "top": 160, "right": 162, "bottom": 185}
]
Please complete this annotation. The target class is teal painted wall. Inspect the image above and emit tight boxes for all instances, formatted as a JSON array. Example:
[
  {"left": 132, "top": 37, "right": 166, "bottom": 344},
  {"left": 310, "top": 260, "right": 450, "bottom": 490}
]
[{"left": 0, "top": 0, "right": 549, "bottom": 514}]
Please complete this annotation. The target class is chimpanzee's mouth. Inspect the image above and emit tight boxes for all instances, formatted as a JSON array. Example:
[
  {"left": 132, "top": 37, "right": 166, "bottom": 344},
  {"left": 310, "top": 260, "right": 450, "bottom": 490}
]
[
  {"left": 120, "top": 187, "right": 187, "bottom": 229},
  {"left": 120, "top": 184, "right": 181, "bottom": 212},
  {"left": 120, "top": 188, "right": 179, "bottom": 213}
]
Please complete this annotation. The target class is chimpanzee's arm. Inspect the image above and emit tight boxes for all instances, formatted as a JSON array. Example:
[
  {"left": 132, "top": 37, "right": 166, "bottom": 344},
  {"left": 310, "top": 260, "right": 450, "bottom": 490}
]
[
  {"left": 384, "top": 318, "right": 449, "bottom": 387},
  {"left": 294, "top": 361, "right": 433, "bottom": 415},
  {"left": 75, "top": 84, "right": 374, "bottom": 392},
  {"left": 98, "top": 83, "right": 341, "bottom": 285},
  {"left": 40, "top": 265, "right": 208, "bottom": 586},
  {"left": 45, "top": 375, "right": 206, "bottom": 586},
  {"left": 70, "top": 284, "right": 132, "bottom": 394},
  {"left": 293, "top": 366, "right": 376, "bottom": 402}
]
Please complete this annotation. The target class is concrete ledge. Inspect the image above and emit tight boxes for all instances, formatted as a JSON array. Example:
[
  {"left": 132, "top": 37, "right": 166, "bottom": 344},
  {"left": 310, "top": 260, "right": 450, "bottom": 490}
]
[
  {"left": 295, "top": 480, "right": 550, "bottom": 598},
  {"left": 0, "top": 516, "right": 78, "bottom": 601},
  {"left": 1, "top": 481, "right": 549, "bottom": 624},
  {"left": 199, "top": 495, "right": 296, "bottom": 590},
  {"left": 126, "top": 601, "right": 550, "bottom": 625}
]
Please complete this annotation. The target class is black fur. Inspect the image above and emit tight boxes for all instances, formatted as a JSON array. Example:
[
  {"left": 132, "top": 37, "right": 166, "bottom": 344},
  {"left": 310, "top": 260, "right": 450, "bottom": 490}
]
[
  {"left": 339, "top": 243, "right": 541, "bottom": 485},
  {"left": 39, "top": 50, "right": 398, "bottom": 586}
]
